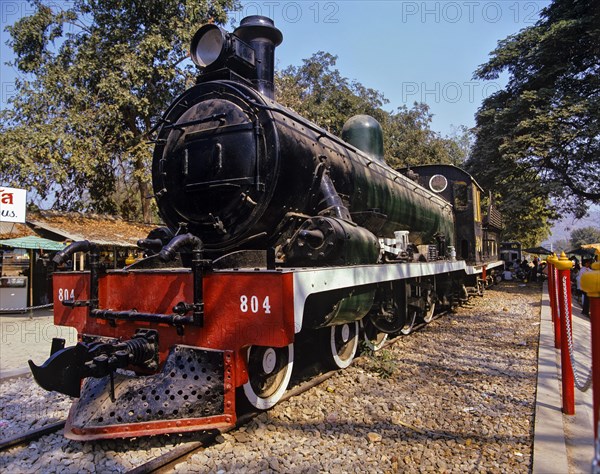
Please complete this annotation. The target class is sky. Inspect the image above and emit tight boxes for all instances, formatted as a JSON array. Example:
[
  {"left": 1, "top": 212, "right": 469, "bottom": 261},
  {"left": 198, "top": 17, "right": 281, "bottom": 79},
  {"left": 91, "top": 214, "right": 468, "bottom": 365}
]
[
  {"left": 0, "top": 0, "right": 551, "bottom": 137},
  {"left": 228, "top": 0, "right": 552, "bottom": 136}
]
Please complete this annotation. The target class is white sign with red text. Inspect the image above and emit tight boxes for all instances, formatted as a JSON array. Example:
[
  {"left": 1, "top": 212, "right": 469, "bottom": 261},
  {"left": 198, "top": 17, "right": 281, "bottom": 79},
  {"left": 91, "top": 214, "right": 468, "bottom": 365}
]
[{"left": 0, "top": 187, "right": 27, "bottom": 223}]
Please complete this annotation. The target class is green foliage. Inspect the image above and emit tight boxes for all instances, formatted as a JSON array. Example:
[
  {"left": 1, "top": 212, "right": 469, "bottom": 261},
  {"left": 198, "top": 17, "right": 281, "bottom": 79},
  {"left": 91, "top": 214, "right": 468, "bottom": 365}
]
[
  {"left": 468, "top": 0, "right": 600, "bottom": 244},
  {"left": 466, "top": 115, "right": 556, "bottom": 246},
  {"left": 276, "top": 52, "right": 389, "bottom": 135},
  {"left": 570, "top": 227, "right": 600, "bottom": 249},
  {"left": 359, "top": 344, "right": 396, "bottom": 379},
  {"left": 382, "top": 103, "right": 468, "bottom": 169},
  {"left": 275, "top": 52, "right": 466, "bottom": 169},
  {"left": 1, "top": 0, "right": 237, "bottom": 221}
]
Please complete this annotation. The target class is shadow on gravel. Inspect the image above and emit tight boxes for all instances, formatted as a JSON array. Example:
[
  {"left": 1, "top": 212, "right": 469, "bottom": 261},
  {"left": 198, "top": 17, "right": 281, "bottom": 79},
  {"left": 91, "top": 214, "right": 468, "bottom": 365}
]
[
  {"left": 494, "top": 281, "right": 543, "bottom": 296},
  {"left": 256, "top": 414, "right": 532, "bottom": 447}
]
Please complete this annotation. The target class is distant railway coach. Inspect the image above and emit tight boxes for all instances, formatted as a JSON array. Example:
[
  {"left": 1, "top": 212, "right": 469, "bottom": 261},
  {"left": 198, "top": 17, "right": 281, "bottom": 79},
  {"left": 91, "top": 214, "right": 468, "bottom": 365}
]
[
  {"left": 29, "top": 15, "right": 505, "bottom": 440},
  {"left": 400, "top": 165, "right": 503, "bottom": 264},
  {"left": 500, "top": 242, "right": 523, "bottom": 264}
]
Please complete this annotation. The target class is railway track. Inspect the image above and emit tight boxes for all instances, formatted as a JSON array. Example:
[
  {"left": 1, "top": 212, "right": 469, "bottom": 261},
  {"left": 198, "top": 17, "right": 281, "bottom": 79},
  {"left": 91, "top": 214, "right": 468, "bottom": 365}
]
[
  {"left": 0, "top": 420, "right": 66, "bottom": 452},
  {"left": 127, "top": 370, "right": 342, "bottom": 473},
  {"left": 0, "top": 329, "right": 402, "bottom": 466},
  {"left": 2, "top": 284, "right": 539, "bottom": 474},
  {"left": 123, "top": 317, "right": 444, "bottom": 473},
  {"left": 0, "top": 312, "right": 442, "bottom": 471},
  {"left": 0, "top": 352, "right": 355, "bottom": 471}
]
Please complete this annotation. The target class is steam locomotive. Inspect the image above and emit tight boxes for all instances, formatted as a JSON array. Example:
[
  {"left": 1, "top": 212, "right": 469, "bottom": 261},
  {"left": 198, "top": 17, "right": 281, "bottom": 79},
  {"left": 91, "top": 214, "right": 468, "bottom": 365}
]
[{"left": 29, "top": 16, "right": 504, "bottom": 440}]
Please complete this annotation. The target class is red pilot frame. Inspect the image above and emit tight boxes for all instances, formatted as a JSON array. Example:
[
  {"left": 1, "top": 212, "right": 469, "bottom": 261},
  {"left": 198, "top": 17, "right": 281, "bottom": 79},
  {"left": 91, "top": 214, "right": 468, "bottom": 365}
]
[{"left": 51, "top": 269, "right": 295, "bottom": 440}]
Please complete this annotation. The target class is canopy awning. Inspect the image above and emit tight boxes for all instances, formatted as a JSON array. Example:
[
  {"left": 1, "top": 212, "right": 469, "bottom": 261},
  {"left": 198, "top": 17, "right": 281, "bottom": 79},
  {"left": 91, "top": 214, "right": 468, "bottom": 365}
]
[
  {"left": 565, "top": 247, "right": 595, "bottom": 256},
  {"left": 523, "top": 246, "right": 553, "bottom": 255},
  {"left": 0, "top": 235, "right": 66, "bottom": 251},
  {"left": 581, "top": 243, "right": 600, "bottom": 252}
]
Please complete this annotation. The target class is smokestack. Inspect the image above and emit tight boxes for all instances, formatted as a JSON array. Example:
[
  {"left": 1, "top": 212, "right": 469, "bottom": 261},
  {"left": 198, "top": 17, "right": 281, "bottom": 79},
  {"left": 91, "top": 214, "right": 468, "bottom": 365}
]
[{"left": 234, "top": 16, "right": 283, "bottom": 99}]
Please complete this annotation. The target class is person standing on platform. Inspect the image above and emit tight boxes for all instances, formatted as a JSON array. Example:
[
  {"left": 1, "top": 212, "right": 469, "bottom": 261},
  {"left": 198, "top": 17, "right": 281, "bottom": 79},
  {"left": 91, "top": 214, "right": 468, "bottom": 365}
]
[{"left": 577, "top": 258, "right": 592, "bottom": 316}]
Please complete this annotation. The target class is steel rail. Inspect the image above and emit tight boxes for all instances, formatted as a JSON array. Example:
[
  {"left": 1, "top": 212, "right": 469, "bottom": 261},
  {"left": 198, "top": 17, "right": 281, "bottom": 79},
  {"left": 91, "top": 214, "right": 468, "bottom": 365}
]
[
  {"left": 0, "top": 420, "right": 66, "bottom": 451},
  {"left": 124, "top": 310, "right": 452, "bottom": 473}
]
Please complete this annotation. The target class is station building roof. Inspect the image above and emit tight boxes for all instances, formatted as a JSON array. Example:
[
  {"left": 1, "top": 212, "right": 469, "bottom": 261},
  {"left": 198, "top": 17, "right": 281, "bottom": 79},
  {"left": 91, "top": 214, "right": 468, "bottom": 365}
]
[
  {"left": 26, "top": 211, "right": 159, "bottom": 248},
  {"left": 0, "top": 222, "right": 37, "bottom": 240},
  {"left": 1, "top": 212, "right": 159, "bottom": 249}
]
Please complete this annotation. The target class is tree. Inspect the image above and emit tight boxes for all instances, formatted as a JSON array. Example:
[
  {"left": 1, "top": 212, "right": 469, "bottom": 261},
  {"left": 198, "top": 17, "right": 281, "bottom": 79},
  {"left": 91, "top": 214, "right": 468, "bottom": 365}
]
[
  {"left": 382, "top": 104, "right": 467, "bottom": 169},
  {"left": 276, "top": 52, "right": 389, "bottom": 136},
  {"left": 470, "top": 0, "right": 600, "bottom": 222},
  {"left": 275, "top": 52, "right": 463, "bottom": 169},
  {"left": 570, "top": 227, "right": 600, "bottom": 249},
  {"left": 466, "top": 93, "right": 557, "bottom": 245},
  {"left": 0, "top": 0, "right": 237, "bottom": 222}
]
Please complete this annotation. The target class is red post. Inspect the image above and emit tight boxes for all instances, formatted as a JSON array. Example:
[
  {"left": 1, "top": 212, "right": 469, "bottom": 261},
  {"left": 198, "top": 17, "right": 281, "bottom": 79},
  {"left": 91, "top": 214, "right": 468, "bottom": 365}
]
[
  {"left": 547, "top": 254, "right": 561, "bottom": 349},
  {"left": 552, "top": 265, "right": 561, "bottom": 349},
  {"left": 555, "top": 252, "right": 575, "bottom": 415},
  {"left": 580, "top": 251, "right": 600, "bottom": 437}
]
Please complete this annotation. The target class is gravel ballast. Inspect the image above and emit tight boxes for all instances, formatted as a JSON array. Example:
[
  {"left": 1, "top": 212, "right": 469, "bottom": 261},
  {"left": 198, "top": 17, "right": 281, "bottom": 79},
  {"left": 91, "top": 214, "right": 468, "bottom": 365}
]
[{"left": 0, "top": 282, "right": 541, "bottom": 473}]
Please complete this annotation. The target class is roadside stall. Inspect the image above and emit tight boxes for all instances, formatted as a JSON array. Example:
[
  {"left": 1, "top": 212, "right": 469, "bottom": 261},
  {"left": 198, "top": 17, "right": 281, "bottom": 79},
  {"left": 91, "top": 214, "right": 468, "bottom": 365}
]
[{"left": 0, "top": 236, "right": 66, "bottom": 311}]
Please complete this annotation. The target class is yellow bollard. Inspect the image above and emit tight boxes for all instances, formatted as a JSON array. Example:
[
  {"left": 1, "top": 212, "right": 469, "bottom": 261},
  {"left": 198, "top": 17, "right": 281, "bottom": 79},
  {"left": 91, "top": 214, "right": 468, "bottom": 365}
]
[{"left": 580, "top": 250, "right": 600, "bottom": 437}]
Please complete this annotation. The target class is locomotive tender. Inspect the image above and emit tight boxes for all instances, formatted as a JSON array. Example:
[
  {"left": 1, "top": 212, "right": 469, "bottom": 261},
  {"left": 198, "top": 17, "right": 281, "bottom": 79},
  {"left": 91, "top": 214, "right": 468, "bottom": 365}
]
[{"left": 29, "top": 16, "right": 504, "bottom": 440}]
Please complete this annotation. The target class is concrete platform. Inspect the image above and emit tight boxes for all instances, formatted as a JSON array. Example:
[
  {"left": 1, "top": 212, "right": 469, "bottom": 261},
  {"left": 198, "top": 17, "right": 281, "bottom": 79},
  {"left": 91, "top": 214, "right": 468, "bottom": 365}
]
[
  {"left": 0, "top": 308, "right": 77, "bottom": 379},
  {"left": 533, "top": 283, "right": 595, "bottom": 473}
]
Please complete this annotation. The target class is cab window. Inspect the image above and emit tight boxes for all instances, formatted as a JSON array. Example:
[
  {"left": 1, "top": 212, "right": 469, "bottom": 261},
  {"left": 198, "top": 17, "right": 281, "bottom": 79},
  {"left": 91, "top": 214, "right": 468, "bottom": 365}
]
[{"left": 453, "top": 182, "right": 469, "bottom": 210}]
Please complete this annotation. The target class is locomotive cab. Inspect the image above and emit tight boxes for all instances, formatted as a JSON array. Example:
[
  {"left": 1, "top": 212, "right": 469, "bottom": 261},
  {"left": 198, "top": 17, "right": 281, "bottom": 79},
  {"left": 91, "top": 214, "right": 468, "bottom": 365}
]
[{"left": 400, "top": 164, "right": 502, "bottom": 265}]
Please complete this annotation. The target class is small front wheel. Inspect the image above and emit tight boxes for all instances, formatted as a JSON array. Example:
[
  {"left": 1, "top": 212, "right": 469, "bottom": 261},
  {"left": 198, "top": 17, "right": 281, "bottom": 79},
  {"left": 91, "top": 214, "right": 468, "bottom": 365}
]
[
  {"left": 327, "top": 321, "right": 359, "bottom": 369},
  {"left": 243, "top": 344, "right": 294, "bottom": 410}
]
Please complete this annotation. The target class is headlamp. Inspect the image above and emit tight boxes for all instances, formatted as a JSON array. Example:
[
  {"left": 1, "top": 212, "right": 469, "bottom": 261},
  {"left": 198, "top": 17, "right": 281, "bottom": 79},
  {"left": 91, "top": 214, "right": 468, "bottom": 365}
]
[
  {"left": 190, "top": 24, "right": 227, "bottom": 68},
  {"left": 190, "top": 24, "right": 256, "bottom": 70}
]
